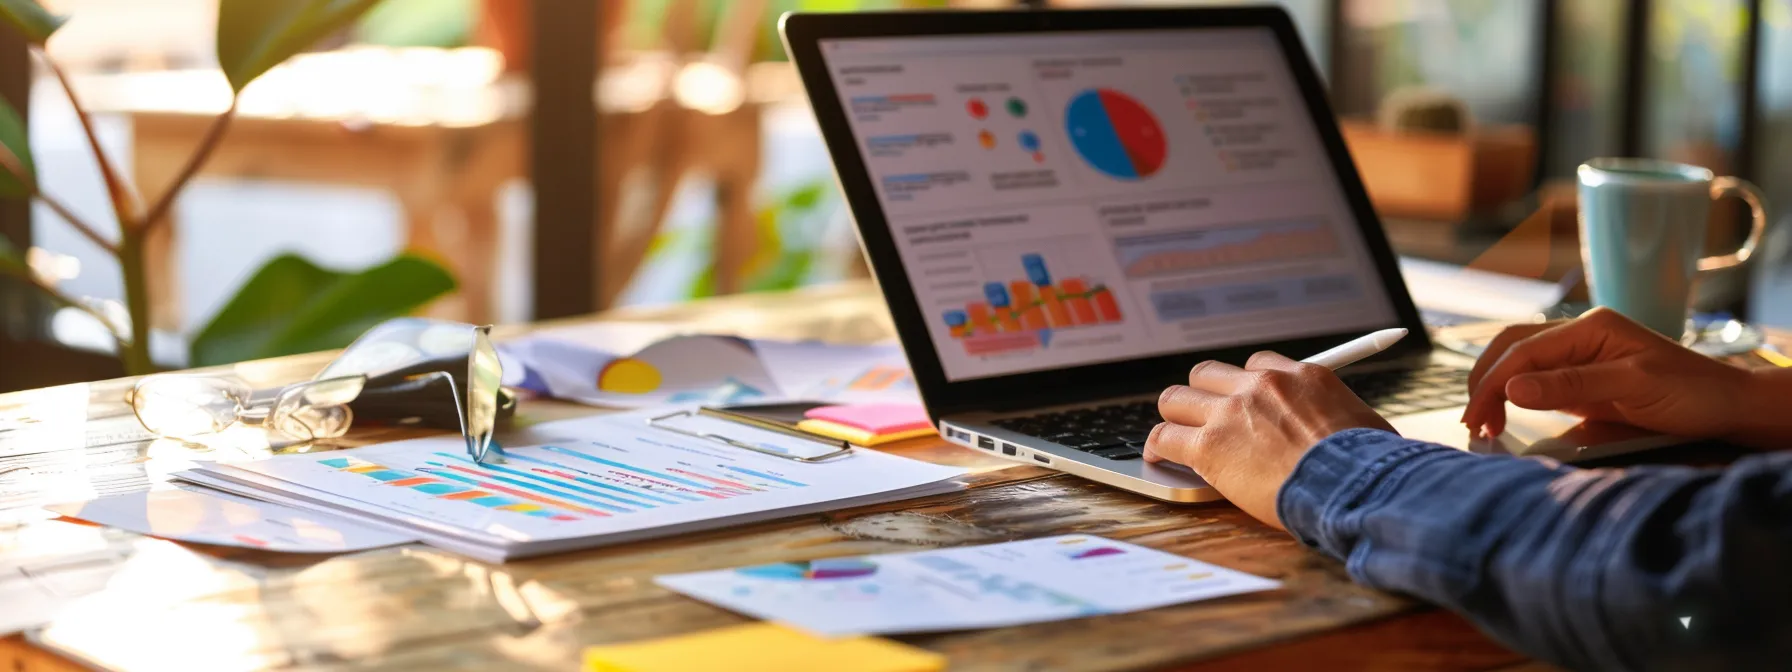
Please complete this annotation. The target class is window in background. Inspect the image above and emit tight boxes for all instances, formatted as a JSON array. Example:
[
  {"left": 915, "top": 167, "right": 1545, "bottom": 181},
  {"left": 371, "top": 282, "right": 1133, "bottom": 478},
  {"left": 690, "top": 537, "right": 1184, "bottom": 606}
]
[
  {"left": 1047, "top": 0, "right": 1334, "bottom": 79},
  {"left": 1643, "top": 0, "right": 1754, "bottom": 312},
  {"left": 612, "top": 0, "right": 1009, "bottom": 309},
  {"left": 1333, "top": 0, "right": 1541, "bottom": 125},
  {"left": 1643, "top": 0, "right": 1747, "bottom": 173},
  {"left": 1542, "top": 0, "right": 1626, "bottom": 181},
  {"left": 1750, "top": 0, "right": 1792, "bottom": 327}
]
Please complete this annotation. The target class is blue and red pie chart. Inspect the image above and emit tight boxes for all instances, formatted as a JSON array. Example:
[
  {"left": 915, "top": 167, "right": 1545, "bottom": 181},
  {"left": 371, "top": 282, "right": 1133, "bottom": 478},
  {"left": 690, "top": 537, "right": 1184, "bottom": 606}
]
[{"left": 1065, "top": 88, "right": 1167, "bottom": 180}]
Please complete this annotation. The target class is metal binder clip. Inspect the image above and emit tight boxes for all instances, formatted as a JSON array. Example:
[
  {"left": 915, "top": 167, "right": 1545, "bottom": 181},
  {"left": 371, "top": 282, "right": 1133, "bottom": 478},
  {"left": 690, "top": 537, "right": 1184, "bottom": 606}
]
[{"left": 646, "top": 408, "right": 853, "bottom": 463}]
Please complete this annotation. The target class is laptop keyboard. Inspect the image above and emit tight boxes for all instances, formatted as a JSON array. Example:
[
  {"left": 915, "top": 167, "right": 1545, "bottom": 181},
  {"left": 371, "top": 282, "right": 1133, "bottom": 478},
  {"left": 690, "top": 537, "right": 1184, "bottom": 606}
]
[
  {"left": 987, "top": 363, "right": 1471, "bottom": 462},
  {"left": 991, "top": 402, "right": 1159, "bottom": 461},
  {"left": 1343, "top": 363, "right": 1472, "bottom": 416}
]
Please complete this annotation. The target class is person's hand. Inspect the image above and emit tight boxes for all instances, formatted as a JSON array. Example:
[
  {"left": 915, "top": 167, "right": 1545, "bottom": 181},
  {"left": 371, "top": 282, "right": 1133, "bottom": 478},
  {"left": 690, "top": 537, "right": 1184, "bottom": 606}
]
[
  {"left": 1146, "top": 352, "right": 1391, "bottom": 529},
  {"left": 1461, "top": 307, "right": 1764, "bottom": 444}
]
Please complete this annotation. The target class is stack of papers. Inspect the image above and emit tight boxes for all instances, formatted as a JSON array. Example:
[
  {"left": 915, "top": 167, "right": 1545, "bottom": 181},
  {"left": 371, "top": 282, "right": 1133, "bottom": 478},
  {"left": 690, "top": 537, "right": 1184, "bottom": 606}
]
[
  {"left": 1398, "top": 257, "right": 1577, "bottom": 327},
  {"left": 176, "top": 412, "right": 967, "bottom": 562},
  {"left": 46, "top": 486, "right": 412, "bottom": 553},
  {"left": 497, "top": 325, "right": 919, "bottom": 408}
]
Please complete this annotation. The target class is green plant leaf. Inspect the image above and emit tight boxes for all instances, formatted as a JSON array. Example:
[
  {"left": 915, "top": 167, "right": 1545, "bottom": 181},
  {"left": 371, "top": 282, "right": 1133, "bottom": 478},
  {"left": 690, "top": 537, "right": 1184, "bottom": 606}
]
[
  {"left": 216, "top": 0, "right": 385, "bottom": 93},
  {"left": 784, "top": 182, "right": 826, "bottom": 210},
  {"left": 355, "top": 0, "right": 470, "bottom": 48},
  {"left": 0, "top": 0, "right": 65, "bottom": 45},
  {"left": 747, "top": 249, "right": 815, "bottom": 293},
  {"left": 684, "top": 266, "right": 716, "bottom": 300},
  {"left": 0, "top": 232, "right": 25, "bottom": 276},
  {"left": 0, "top": 95, "right": 35, "bottom": 199},
  {"left": 190, "top": 253, "right": 455, "bottom": 366}
]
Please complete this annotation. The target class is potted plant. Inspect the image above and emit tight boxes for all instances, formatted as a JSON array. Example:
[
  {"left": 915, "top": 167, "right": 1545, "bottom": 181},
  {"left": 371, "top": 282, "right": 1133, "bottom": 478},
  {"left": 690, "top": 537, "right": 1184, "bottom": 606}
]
[{"left": 0, "top": 0, "right": 455, "bottom": 375}]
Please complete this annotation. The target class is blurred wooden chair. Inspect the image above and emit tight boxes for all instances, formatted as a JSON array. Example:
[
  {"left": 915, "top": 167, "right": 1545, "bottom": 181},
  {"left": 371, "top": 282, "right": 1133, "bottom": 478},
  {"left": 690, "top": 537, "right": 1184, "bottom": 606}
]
[{"left": 594, "top": 0, "right": 769, "bottom": 306}]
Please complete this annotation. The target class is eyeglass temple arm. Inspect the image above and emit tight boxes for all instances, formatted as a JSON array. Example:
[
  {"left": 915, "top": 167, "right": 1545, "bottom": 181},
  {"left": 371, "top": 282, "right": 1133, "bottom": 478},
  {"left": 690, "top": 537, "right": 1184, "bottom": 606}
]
[{"left": 404, "top": 371, "right": 481, "bottom": 462}]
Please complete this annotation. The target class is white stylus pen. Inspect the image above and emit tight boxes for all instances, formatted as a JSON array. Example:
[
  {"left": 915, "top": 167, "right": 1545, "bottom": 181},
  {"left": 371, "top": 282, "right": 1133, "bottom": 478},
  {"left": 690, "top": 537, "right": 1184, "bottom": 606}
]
[{"left": 1301, "top": 328, "right": 1409, "bottom": 370}]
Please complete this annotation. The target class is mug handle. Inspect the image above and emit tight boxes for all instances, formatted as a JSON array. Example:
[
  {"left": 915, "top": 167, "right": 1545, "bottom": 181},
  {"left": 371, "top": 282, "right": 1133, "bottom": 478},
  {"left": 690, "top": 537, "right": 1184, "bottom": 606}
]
[{"left": 1698, "top": 176, "right": 1769, "bottom": 272}]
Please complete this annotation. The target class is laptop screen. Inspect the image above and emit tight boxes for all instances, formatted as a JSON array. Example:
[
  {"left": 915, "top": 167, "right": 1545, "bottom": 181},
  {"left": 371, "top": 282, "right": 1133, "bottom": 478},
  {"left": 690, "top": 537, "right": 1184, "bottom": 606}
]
[{"left": 818, "top": 27, "right": 1399, "bottom": 382}]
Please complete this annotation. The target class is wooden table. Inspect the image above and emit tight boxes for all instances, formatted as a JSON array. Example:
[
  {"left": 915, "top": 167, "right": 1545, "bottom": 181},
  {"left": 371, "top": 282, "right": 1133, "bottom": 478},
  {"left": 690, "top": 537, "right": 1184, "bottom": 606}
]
[{"left": 4, "top": 282, "right": 1775, "bottom": 671}]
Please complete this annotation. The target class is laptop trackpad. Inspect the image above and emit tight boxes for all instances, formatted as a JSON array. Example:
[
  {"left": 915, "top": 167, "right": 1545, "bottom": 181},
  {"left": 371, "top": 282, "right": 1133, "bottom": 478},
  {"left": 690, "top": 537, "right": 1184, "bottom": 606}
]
[{"left": 1389, "top": 405, "right": 1681, "bottom": 462}]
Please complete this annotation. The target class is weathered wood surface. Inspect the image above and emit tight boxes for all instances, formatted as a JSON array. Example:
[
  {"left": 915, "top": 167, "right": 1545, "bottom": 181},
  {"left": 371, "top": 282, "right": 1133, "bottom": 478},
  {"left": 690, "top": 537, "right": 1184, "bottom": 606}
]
[{"left": 5, "top": 282, "right": 1771, "bottom": 671}]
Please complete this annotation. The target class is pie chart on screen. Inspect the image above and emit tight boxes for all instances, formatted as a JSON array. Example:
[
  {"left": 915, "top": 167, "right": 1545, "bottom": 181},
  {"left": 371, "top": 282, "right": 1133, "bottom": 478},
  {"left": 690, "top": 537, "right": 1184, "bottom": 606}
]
[{"left": 1065, "top": 88, "right": 1166, "bottom": 180}]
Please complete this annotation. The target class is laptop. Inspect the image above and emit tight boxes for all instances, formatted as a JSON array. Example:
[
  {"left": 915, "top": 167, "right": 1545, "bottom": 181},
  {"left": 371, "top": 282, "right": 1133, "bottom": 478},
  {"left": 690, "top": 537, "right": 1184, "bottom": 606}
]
[{"left": 781, "top": 7, "right": 1678, "bottom": 502}]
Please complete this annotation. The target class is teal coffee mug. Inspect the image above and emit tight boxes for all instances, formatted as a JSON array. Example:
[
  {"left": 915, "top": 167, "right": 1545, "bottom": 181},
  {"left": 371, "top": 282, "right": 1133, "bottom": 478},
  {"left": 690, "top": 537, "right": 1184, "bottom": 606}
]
[{"left": 1577, "top": 158, "right": 1767, "bottom": 339}]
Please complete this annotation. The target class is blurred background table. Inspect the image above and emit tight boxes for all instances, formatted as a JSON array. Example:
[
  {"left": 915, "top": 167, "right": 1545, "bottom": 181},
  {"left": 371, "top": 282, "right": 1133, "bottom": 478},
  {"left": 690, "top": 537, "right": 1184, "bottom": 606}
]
[{"left": 77, "top": 45, "right": 794, "bottom": 328}]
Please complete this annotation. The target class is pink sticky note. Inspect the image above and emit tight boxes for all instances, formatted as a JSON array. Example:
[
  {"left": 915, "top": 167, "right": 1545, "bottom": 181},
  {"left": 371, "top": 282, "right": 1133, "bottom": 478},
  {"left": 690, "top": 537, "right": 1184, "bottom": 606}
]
[{"left": 804, "top": 403, "right": 931, "bottom": 434}]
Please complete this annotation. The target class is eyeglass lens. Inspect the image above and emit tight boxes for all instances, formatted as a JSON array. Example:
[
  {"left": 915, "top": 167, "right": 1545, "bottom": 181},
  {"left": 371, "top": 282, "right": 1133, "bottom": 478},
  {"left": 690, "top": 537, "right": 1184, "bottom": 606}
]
[
  {"left": 269, "top": 376, "right": 367, "bottom": 441},
  {"left": 131, "top": 376, "right": 251, "bottom": 439},
  {"left": 465, "top": 326, "right": 502, "bottom": 462}
]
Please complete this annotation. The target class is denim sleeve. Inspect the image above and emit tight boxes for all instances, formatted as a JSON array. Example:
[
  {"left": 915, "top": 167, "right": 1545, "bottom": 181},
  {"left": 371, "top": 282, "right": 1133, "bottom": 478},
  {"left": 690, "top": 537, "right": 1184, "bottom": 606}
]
[{"left": 1277, "top": 428, "right": 1792, "bottom": 671}]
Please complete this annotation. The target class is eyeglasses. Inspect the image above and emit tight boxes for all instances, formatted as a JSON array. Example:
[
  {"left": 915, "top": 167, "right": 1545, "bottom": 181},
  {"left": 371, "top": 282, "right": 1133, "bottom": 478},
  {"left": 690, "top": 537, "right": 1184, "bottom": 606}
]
[
  {"left": 130, "top": 374, "right": 367, "bottom": 445},
  {"left": 130, "top": 322, "right": 505, "bottom": 463},
  {"left": 317, "top": 320, "right": 505, "bottom": 464},
  {"left": 419, "top": 325, "right": 503, "bottom": 464}
]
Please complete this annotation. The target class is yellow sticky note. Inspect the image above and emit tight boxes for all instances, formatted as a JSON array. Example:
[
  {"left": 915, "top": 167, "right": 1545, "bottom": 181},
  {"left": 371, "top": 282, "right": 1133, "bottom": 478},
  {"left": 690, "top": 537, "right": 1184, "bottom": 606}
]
[
  {"left": 796, "top": 419, "right": 938, "bottom": 446},
  {"left": 584, "top": 623, "right": 944, "bottom": 672}
]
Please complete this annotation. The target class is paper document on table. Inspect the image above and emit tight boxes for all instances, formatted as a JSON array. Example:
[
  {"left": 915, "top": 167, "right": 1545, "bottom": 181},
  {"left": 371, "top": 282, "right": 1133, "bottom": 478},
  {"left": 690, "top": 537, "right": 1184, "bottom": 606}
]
[
  {"left": 656, "top": 535, "right": 1280, "bottom": 636},
  {"left": 178, "top": 410, "right": 966, "bottom": 562},
  {"left": 497, "top": 325, "right": 919, "bottom": 409},
  {"left": 0, "top": 512, "right": 133, "bottom": 636},
  {"left": 1398, "top": 257, "right": 1577, "bottom": 327},
  {"left": 46, "top": 485, "right": 415, "bottom": 553}
]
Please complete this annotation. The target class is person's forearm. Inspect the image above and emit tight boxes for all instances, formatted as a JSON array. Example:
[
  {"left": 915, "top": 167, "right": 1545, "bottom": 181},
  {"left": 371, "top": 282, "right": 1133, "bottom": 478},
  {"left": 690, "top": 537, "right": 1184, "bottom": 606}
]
[
  {"left": 1279, "top": 429, "right": 1792, "bottom": 671},
  {"left": 1733, "top": 367, "right": 1792, "bottom": 448}
]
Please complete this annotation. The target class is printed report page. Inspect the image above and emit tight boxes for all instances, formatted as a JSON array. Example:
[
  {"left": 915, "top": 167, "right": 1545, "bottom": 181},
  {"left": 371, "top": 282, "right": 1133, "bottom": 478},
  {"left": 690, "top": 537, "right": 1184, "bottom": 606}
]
[{"left": 821, "top": 29, "right": 1397, "bottom": 381}]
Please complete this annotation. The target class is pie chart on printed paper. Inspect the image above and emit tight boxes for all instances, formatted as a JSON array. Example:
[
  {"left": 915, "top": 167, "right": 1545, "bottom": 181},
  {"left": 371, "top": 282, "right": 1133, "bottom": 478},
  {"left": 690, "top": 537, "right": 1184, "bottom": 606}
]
[
  {"left": 597, "top": 358, "right": 662, "bottom": 394},
  {"left": 736, "top": 558, "right": 880, "bottom": 581},
  {"left": 1065, "top": 88, "right": 1167, "bottom": 180}
]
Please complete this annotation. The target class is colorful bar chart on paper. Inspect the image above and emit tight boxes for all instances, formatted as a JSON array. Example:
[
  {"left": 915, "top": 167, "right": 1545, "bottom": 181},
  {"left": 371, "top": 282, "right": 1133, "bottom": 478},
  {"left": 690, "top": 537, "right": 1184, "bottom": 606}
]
[
  {"left": 319, "top": 455, "right": 587, "bottom": 521},
  {"left": 315, "top": 438, "right": 815, "bottom": 525},
  {"left": 214, "top": 412, "right": 968, "bottom": 559},
  {"left": 941, "top": 253, "right": 1123, "bottom": 356},
  {"left": 1112, "top": 220, "right": 1339, "bottom": 279},
  {"left": 842, "top": 365, "right": 913, "bottom": 393}
]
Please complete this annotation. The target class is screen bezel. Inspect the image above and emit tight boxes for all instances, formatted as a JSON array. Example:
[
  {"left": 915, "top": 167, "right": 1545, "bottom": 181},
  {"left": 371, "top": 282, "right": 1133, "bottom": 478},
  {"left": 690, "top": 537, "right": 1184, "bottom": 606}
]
[{"left": 782, "top": 7, "right": 1432, "bottom": 417}]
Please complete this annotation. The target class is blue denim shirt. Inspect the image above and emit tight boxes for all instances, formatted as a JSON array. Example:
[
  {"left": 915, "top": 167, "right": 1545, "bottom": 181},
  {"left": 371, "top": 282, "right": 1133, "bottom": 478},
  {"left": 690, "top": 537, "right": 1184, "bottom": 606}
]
[{"left": 1278, "top": 429, "right": 1792, "bottom": 671}]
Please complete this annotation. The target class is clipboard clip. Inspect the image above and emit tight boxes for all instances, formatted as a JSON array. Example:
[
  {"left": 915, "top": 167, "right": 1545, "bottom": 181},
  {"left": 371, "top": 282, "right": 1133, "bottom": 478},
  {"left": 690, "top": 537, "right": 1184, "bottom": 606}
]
[{"left": 646, "top": 408, "right": 854, "bottom": 463}]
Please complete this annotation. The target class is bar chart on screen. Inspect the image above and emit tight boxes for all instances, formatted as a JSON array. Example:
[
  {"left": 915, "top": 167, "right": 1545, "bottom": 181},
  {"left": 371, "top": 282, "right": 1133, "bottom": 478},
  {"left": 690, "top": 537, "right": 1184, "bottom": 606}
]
[{"left": 929, "top": 239, "right": 1128, "bottom": 357}]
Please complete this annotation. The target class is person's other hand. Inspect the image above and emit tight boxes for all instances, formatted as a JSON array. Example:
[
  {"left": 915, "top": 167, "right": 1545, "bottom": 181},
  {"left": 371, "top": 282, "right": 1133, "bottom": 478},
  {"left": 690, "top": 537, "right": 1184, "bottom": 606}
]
[
  {"left": 1146, "top": 352, "right": 1391, "bottom": 529},
  {"left": 1461, "top": 307, "right": 1758, "bottom": 442}
]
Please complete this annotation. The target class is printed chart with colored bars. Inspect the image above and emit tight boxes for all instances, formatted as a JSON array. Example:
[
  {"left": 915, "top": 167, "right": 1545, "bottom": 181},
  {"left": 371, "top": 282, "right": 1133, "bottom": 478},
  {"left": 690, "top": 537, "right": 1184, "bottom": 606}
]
[
  {"left": 317, "top": 441, "right": 807, "bottom": 522},
  {"left": 1065, "top": 88, "right": 1166, "bottom": 180},
  {"left": 942, "top": 253, "right": 1124, "bottom": 356}
]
